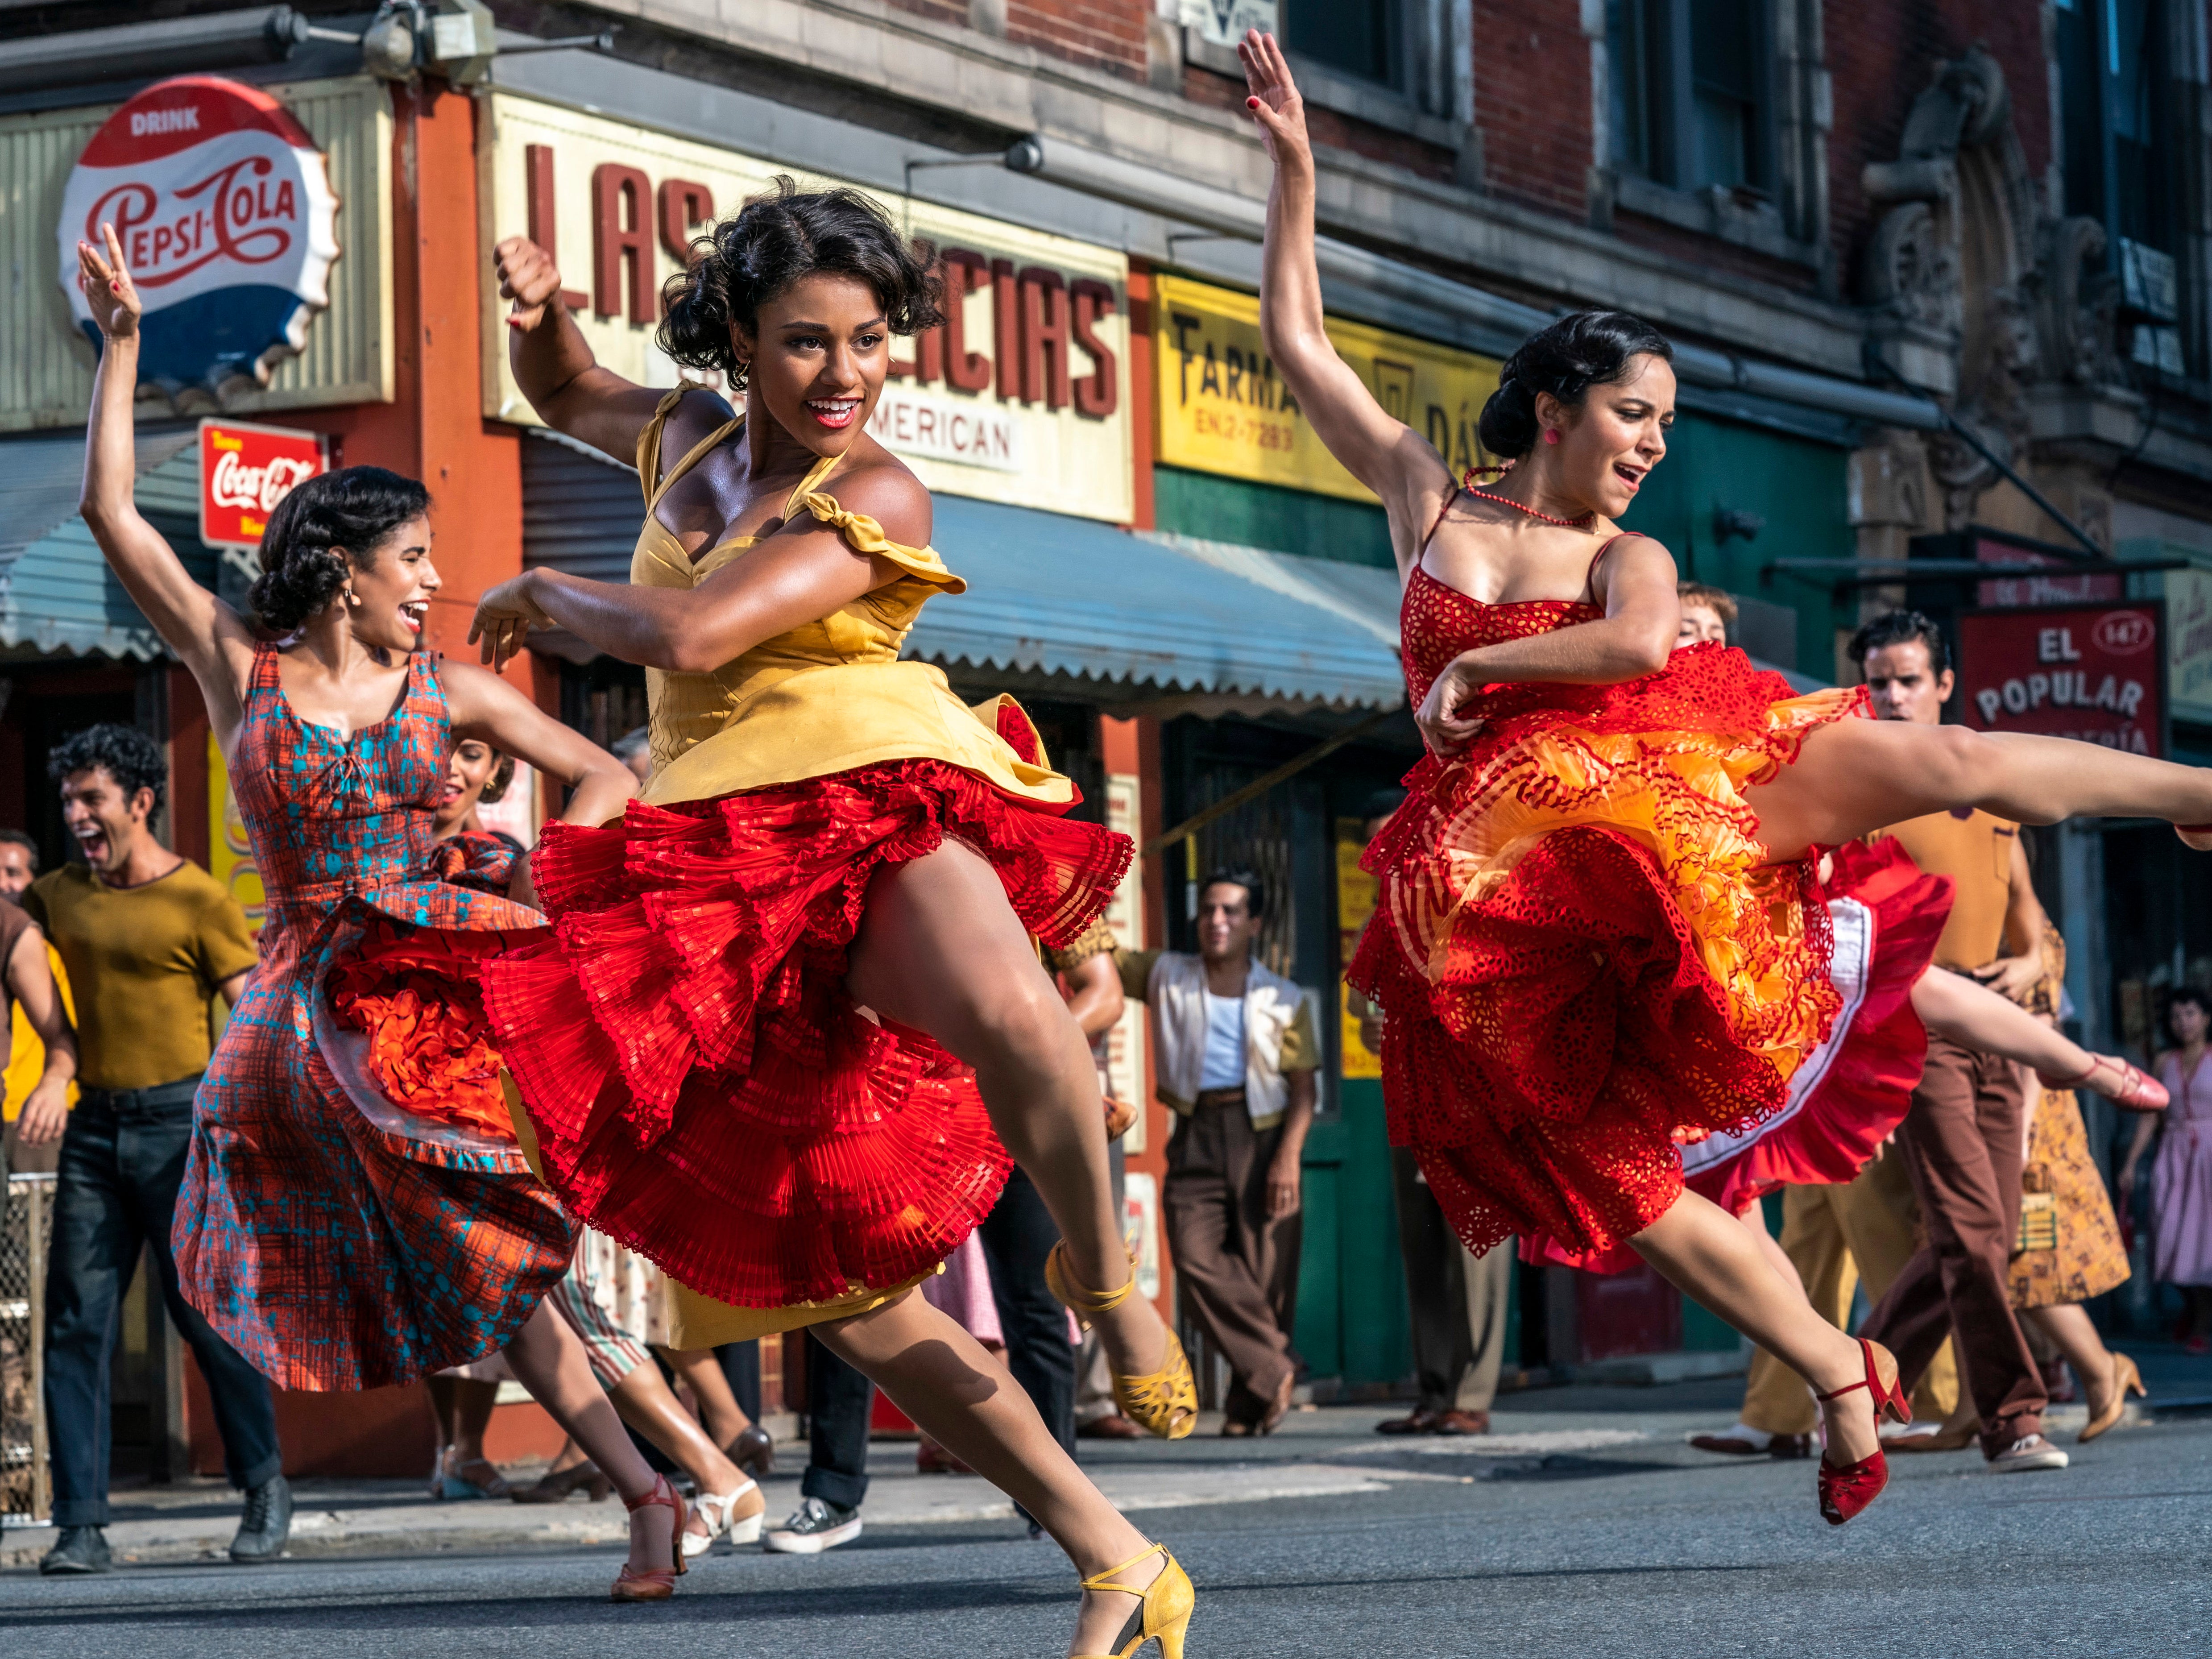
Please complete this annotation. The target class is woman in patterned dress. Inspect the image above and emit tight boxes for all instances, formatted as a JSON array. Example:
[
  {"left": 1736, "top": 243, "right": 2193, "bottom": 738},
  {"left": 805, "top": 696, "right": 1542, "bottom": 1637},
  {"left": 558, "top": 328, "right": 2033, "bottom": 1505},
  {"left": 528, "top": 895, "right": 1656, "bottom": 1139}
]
[
  {"left": 470, "top": 182, "right": 1192, "bottom": 1654},
  {"left": 1239, "top": 29, "right": 2212, "bottom": 1526},
  {"left": 2007, "top": 925, "right": 2147, "bottom": 1442},
  {"left": 74, "top": 228, "right": 692, "bottom": 1599}
]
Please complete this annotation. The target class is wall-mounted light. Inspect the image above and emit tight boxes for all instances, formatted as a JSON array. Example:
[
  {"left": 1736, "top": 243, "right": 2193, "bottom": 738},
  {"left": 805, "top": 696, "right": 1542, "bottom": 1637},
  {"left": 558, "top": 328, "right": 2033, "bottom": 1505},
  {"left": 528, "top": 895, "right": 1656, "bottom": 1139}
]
[{"left": 1714, "top": 506, "right": 1766, "bottom": 545}]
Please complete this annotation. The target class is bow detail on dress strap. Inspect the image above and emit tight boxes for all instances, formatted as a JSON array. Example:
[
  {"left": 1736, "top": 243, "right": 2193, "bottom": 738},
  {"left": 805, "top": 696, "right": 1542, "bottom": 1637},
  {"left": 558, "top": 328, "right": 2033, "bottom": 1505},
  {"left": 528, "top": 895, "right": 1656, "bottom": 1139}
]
[{"left": 800, "top": 491, "right": 892, "bottom": 553}]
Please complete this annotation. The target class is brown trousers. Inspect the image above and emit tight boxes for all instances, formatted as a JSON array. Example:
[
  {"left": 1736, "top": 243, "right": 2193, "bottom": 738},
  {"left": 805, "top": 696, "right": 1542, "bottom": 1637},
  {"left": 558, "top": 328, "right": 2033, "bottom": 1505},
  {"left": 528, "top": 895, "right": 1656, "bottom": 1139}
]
[
  {"left": 1164, "top": 1090, "right": 1300, "bottom": 1419},
  {"left": 1862, "top": 1033, "right": 2046, "bottom": 1457},
  {"left": 1740, "top": 1156, "right": 1960, "bottom": 1435},
  {"left": 1390, "top": 1146, "right": 1511, "bottom": 1414}
]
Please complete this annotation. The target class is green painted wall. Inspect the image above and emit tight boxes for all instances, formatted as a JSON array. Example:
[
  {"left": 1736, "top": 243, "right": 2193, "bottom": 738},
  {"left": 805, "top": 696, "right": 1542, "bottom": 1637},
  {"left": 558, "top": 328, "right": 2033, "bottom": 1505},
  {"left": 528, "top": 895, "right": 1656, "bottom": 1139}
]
[
  {"left": 1616, "top": 410, "right": 1859, "bottom": 674},
  {"left": 1155, "top": 465, "right": 1394, "bottom": 568},
  {"left": 1295, "top": 1080, "right": 1413, "bottom": 1389}
]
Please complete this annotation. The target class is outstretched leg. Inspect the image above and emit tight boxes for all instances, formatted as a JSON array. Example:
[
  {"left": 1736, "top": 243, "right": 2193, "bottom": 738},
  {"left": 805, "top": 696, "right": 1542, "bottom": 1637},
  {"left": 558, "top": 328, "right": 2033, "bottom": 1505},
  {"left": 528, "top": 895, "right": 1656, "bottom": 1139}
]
[
  {"left": 1746, "top": 718, "right": 2212, "bottom": 862},
  {"left": 1911, "top": 968, "right": 2088, "bottom": 1074},
  {"left": 845, "top": 840, "right": 1171, "bottom": 1396},
  {"left": 502, "top": 1301, "right": 673, "bottom": 1577},
  {"left": 1632, "top": 1189, "right": 1888, "bottom": 1469},
  {"left": 816, "top": 1289, "right": 1165, "bottom": 1659}
]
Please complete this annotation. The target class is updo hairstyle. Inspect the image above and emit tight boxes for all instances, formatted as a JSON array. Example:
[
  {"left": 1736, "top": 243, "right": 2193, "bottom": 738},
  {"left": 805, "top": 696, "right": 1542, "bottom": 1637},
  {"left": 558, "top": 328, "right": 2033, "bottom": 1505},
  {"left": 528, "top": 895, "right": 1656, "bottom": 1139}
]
[
  {"left": 1476, "top": 311, "right": 1675, "bottom": 460},
  {"left": 248, "top": 466, "right": 433, "bottom": 634},
  {"left": 658, "top": 176, "right": 945, "bottom": 386}
]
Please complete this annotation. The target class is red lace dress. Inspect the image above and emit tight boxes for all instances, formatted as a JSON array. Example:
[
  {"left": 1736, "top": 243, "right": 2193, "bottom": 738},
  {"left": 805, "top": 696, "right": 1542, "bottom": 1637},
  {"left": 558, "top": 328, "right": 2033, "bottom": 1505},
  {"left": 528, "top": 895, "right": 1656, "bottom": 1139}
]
[{"left": 1347, "top": 560, "right": 1868, "bottom": 1262}]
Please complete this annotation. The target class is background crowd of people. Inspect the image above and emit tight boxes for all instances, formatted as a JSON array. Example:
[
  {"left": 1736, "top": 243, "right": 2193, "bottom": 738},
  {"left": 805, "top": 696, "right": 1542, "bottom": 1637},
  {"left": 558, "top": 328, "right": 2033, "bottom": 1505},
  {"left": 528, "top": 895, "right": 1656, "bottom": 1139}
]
[{"left": 8, "top": 605, "right": 2211, "bottom": 1563}]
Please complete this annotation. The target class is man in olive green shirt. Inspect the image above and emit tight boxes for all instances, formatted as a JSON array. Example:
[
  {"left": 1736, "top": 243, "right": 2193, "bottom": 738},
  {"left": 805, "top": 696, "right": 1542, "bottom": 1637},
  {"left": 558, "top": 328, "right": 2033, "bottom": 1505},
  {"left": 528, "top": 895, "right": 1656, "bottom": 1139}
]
[
  {"left": 1121, "top": 868, "right": 1318, "bottom": 1435},
  {"left": 27, "top": 725, "right": 285, "bottom": 1576}
]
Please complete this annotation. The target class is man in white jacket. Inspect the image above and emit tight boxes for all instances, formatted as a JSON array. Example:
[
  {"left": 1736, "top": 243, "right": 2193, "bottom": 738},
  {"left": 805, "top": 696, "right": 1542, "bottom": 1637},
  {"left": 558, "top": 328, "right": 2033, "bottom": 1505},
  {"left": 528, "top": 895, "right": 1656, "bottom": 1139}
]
[{"left": 1120, "top": 869, "right": 1318, "bottom": 1435}]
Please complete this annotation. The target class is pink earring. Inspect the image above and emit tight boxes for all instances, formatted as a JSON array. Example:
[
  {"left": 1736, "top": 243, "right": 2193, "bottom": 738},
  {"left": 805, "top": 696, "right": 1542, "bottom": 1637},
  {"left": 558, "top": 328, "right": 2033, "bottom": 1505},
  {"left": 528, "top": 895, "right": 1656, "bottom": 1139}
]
[{"left": 1542, "top": 429, "right": 1560, "bottom": 445}]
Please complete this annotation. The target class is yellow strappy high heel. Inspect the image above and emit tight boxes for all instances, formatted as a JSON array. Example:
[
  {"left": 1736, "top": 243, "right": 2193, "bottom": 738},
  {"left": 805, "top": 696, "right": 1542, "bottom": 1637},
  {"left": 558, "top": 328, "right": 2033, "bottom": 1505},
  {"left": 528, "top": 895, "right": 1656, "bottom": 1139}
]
[
  {"left": 1072, "top": 1542, "right": 1194, "bottom": 1659},
  {"left": 1045, "top": 1240, "right": 1197, "bottom": 1440}
]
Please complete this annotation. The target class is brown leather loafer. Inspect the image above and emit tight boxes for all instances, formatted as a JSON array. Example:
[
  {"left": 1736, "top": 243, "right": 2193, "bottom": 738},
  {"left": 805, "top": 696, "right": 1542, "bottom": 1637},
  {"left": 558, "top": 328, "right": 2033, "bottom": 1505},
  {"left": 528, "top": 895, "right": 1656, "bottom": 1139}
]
[
  {"left": 1376, "top": 1409, "right": 1441, "bottom": 1436},
  {"left": 1432, "top": 1409, "right": 1491, "bottom": 1436}
]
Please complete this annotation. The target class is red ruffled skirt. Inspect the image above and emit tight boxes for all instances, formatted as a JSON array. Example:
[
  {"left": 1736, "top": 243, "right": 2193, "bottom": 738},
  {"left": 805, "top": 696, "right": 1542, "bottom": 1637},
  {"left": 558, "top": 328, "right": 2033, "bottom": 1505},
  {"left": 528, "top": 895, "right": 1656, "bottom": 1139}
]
[
  {"left": 1524, "top": 837, "right": 1951, "bottom": 1273},
  {"left": 1350, "top": 646, "right": 1868, "bottom": 1263},
  {"left": 479, "top": 760, "right": 1131, "bottom": 1308}
]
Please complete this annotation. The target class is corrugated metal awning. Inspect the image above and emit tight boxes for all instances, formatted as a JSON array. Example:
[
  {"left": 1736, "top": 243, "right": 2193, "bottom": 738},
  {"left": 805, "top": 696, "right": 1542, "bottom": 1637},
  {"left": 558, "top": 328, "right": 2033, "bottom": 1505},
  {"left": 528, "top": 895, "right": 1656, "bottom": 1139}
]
[
  {"left": 519, "top": 431, "right": 1406, "bottom": 711},
  {"left": 0, "top": 429, "right": 212, "bottom": 658}
]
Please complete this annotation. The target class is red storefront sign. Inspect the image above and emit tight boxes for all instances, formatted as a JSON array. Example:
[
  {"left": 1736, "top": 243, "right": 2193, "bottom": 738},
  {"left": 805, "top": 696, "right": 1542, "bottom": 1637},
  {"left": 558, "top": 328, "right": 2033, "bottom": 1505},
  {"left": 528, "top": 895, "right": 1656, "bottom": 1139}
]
[
  {"left": 1972, "top": 532, "right": 2124, "bottom": 608},
  {"left": 198, "top": 419, "right": 328, "bottom": 549},
  {"left": 1959, "top": 603, "right": 2165, "bottom": 757}
]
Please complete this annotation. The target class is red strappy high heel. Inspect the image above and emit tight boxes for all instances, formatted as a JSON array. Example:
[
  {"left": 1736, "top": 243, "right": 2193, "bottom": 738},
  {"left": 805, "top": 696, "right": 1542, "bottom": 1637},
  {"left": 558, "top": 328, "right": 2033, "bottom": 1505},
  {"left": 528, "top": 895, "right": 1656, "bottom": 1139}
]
[
  {"left": 1813, "top": 1338, "right": 1910, "bottom": 1527},
  {"left": 2037, "top": 1052, "right": 2169, "bottom": 1112},
  {"left": 610, "top": 1473, "right": 688, "bottom": 1601}
]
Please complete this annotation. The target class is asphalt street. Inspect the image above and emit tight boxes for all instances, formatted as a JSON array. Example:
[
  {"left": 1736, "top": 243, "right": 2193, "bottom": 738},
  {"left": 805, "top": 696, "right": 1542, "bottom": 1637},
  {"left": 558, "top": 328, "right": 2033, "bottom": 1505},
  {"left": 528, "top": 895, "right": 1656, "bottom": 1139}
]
[{"left": 6, "top": 1372, "right": 2209, "bottom": 1659}]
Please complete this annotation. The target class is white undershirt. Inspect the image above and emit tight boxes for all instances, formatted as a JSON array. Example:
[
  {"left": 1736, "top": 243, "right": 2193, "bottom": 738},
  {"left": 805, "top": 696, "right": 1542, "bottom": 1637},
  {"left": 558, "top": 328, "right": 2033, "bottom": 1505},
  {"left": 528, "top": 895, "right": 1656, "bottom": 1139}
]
[{"left": 1198, "top": 988, "right": 1245, "bottom": 1091}]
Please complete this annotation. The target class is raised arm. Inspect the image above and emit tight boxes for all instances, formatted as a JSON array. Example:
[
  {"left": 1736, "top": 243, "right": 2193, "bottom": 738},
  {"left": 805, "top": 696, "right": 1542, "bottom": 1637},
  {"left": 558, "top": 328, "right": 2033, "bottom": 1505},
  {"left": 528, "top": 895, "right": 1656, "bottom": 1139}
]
[
  {"left": 443, "top": 659, "right": 638, "bottom": 834},
  {"left": 75, "top": 227, "right": 257, "bottom": 740},
  {"left": 1413, "top": 535, "right": 1681, "bottom": 756},
  {"left": 1240, "top": 32, "right": 1452, "bottom": 570},
  {"left": 470, "top": 461, "right": 922, "bottom": 675},
  {"left": 497, "top": 236, "right": 698, "bottom": 465}
]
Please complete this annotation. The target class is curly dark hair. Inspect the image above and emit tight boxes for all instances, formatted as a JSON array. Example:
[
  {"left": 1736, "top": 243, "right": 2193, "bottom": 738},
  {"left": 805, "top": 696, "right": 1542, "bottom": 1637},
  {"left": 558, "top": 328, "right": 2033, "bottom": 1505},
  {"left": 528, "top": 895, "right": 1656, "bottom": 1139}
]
[
  {"left": 48, "top": 722, "right": 167, "bottom": 814},
  {"left": 479, "top": 751, "right": 517, "bottom": 805},
  {"left": 657, "top": 177, "right": 944, "bottom": 386},
  {"left": 248, "top": 467, "right": 433, "bottom": 634},
  {"left": 1849, "top": 609, "right": 1953, "bottom": 676},
  {"left": 1477, "top": 310, "right": 1676, "bottom": 460}
]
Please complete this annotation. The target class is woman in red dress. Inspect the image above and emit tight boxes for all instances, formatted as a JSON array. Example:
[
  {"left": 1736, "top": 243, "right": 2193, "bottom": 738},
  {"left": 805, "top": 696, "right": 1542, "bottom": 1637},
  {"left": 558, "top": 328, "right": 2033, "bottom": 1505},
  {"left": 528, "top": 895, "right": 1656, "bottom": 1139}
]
[
  {"left": 470, "top": 183, "right": 1191, "bottom": 1654},
  {"left": 1239, "top": 30, "right": 2212, "bottom": 1525},
  {"left": 74, "top": 228, "right": 692, "bottom": 1599}
]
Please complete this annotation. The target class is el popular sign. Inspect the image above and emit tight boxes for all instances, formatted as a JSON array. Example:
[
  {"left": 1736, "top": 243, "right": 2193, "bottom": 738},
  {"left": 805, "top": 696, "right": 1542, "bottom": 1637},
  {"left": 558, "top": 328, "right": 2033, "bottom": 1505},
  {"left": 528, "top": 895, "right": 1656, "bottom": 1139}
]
[
  {"left": 58, "top": 76, "right": 338, "bottom": 396},
  {"left": 1959, "top": 603, "right": 2166, "bottom": 757}
]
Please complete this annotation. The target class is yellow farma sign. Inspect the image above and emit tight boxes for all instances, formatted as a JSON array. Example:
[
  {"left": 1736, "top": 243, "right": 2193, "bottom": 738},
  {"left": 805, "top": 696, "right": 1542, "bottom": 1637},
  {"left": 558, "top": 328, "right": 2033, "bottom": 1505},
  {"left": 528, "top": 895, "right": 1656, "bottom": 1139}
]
[{"left": 1153, "top": 275, "right": 1500, "bottom": 504}]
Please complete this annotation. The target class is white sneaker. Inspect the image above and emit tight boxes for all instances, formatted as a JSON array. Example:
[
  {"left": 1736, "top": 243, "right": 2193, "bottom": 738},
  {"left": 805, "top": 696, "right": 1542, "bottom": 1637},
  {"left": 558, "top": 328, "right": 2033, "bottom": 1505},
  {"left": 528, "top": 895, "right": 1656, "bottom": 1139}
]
[
  {"left": 1988, "top": 1434, "right": 2070, "bottom": 1473},
  {"left": 762, "top": 1495, "right": 862, "bottom": 1553}
]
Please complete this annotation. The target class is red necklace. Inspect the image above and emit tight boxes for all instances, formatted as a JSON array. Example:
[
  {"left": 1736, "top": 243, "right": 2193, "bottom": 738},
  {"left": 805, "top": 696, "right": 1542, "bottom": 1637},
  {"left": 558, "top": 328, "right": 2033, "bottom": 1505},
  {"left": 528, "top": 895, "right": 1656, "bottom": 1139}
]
[{"left": 1461, "top": 467, "right": 1596, "bottom": 530}]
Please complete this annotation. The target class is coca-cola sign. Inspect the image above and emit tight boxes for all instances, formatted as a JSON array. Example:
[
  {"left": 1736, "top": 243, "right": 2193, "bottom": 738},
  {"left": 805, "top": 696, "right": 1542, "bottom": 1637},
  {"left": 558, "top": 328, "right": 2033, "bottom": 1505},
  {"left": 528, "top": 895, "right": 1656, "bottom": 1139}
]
[
  {"left": 199, "top": 419, "right": 329, "bottom": 550},
  {"left": 58, "top": 76, "right": 338, "bottom": 396}
]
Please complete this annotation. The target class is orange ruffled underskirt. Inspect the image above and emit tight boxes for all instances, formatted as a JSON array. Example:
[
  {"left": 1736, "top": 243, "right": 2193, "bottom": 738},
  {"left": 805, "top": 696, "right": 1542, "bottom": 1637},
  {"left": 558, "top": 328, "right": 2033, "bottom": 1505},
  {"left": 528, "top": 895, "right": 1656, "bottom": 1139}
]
[{"left": 1350, "top": 648, "right": 1868, "bottom": 1262}]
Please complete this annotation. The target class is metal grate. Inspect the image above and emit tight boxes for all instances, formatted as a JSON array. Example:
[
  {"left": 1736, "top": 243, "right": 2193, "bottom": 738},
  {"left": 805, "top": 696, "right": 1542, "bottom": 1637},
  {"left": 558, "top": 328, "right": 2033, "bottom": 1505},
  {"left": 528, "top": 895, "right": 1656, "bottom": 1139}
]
[{"left": 2, "top": 1173, "right": 53, "bottom": 1527}]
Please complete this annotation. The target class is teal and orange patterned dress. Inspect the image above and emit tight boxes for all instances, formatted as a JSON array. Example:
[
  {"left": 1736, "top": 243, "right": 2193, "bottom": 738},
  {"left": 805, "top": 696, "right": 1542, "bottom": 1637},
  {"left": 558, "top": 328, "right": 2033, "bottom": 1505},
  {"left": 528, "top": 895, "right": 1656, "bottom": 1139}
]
[{"left": 173, "top": 643, "right": 573, "bottom": 1391}]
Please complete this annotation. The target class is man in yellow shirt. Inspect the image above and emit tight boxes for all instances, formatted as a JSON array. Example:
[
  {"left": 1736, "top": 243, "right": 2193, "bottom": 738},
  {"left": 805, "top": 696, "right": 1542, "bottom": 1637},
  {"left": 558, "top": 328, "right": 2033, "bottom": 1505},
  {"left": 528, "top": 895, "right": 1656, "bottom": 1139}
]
[{"left": 27, "top": 726, "right": 284, "bottom": 1576}]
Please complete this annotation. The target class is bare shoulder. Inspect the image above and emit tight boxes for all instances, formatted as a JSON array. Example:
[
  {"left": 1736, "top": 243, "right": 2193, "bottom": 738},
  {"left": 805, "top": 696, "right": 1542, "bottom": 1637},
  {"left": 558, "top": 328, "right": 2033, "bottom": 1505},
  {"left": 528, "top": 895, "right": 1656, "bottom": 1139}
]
[
  {"left": 1603, "top": 530, "right": 1680, "bottom": 583},
  {"left": 433, "top": 655, "right": 520, "bottom": 722},
  {"left": 818, "top": 449, "right": 932, "bottom": 548},
  {"left": 659, "top": 385, "right": 739, "bottom": 456}
]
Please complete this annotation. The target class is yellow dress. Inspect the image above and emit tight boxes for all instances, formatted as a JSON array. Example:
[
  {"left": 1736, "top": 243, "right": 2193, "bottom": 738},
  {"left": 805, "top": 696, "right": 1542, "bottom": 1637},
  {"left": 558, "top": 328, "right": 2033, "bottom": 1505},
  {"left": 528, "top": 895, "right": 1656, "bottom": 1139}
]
[{"left": 485, "top": 390, "right": 1133, "bottom": 1338}]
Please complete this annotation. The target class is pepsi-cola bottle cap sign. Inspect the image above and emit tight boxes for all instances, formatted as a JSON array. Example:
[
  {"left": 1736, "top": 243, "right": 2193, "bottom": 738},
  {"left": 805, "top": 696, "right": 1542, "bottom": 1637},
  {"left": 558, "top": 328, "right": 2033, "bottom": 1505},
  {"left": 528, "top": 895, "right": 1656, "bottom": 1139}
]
[{"left": 58, "top": 75, "right": 340, "bottom": 398}]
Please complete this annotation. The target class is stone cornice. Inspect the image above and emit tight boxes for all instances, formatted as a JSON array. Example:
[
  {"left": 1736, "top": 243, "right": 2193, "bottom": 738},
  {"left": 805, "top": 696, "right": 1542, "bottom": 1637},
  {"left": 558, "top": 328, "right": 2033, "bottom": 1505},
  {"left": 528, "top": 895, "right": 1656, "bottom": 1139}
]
[{"left": 563, "top": 0, "right": 1870, "bottom": 374}]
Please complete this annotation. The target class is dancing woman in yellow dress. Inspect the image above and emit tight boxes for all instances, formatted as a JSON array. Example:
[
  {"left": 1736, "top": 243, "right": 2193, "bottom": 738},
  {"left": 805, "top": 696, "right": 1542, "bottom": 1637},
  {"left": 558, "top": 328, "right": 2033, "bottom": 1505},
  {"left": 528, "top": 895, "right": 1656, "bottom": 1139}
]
[{"left": 473, "top": 182, "right": 1189, "bottom": 1658}]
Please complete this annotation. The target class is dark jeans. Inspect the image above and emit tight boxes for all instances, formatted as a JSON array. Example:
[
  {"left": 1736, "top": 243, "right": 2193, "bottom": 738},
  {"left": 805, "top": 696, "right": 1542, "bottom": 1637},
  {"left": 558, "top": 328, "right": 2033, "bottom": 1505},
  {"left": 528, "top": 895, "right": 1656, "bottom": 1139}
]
[
  {"left": 802, "top": 1330, "right": 874, "bottom": 1511},
  {"left": 978, "top": 1165, "right": 1076, "bottom": 1460},
  {"left": 45, "top": 1082, "right": 281, "bottom": 1526},
  {"left": 716, "top": 1340, "right": 762, "bottom": 1423}
]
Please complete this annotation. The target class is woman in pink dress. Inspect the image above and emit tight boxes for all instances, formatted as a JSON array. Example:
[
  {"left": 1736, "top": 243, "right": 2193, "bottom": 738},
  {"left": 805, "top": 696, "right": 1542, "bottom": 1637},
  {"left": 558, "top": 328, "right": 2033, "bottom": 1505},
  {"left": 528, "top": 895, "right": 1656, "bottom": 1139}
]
[{"left": 2129, "top": 989, "right": 2212, "bottom": 1352}]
